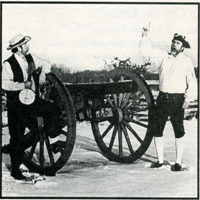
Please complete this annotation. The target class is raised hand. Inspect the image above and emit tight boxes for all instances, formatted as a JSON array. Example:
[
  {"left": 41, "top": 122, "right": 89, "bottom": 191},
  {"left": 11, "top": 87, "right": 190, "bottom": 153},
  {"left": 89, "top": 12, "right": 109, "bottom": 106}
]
[{"left": 142, "top": 22, "right": 150, "bottom": 37}]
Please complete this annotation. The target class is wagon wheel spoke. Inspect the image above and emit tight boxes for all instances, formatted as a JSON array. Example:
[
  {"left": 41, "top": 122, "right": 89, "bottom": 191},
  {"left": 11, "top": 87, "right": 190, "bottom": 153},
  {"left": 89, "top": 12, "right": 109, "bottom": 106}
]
[
  {"left": 39, "top": 133, "right": 45, "bottom": 167},
  {"left": 117, "top": 75, "right": 125, "bottom": 107},
  {"left": 121, "top": 123, "right": 134, "bottom": 155},
  {"left": 123, "top": 121, "right": 143, "bottom": 144},
  {"left": 44, "top": 134, "right": 55, "bottom": 165},
  {"left": 133, "top": 106, "right": 149, "bottom": 113},
  {"left": 28, "top": 141, "right": 37, "bottom": 161},
  {"left": 124, "top": 100, "right": 134, "bottom": 110},
  {"left": 108, "top": 125, "right": 117, "bottom": 152},
  {"left": 109, "top": 78, "right": 117, "bottom": 106},
  {"left": 101, "top": 123, "right": 114, "bottom": 139},
  {"left": 124, "top": 91, "right": 144, "bottom": 111},
  {"left": 61, "top": 130, "right": 68, "bottom": 137},
  {"left": 118, "top": 93, "right": 124, "bottom": 107},
  {"left": 121, "top": 93, "right": 131, "bottom": 108},
  {"left": 118, "top": 125, "right": 123, "bottom": 158},
  {"left": 45, "top": 83, "right": 53, "bottom": 101},
  {"left": 112, "top": 94, "right": 117, "bottom": 106},
  {"left": 124, "top": 116, "right": 148, "bottom": 128},
  {"left": 106, "top": 95, "right": 115, "bottom": 108}
]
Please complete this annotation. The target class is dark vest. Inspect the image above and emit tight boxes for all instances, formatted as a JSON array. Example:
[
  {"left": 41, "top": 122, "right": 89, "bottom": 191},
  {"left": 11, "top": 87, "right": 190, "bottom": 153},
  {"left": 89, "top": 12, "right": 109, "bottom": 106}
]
[
  {"left": 4, "top": 54, "right": 35, "bottom": 107},
  {"left": 4, "top": 54, "right": 35, "bottom": 83},
  {"left": 5, "top": 54, "right": 24, "bottom": 83}
]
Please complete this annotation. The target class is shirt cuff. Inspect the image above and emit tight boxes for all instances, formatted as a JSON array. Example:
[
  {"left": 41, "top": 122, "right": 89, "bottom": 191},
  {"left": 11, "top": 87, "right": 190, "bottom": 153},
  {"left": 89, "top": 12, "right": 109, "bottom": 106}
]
[{"left": 17, "top": 82, "right": 25, "bottom": 90}]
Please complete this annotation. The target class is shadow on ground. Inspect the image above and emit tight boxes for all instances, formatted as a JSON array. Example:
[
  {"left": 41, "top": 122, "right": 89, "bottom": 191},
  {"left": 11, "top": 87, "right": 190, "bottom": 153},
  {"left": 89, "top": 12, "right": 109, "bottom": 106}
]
[{"left": 2, "top": 130, "right": 156, "bottom": 175}]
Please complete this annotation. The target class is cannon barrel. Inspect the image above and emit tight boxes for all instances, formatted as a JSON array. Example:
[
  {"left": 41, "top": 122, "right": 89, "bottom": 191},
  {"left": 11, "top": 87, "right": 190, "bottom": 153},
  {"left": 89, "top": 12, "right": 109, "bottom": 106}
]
[{"left": 64, "top": 81, "right": 138, "bottom": 96}]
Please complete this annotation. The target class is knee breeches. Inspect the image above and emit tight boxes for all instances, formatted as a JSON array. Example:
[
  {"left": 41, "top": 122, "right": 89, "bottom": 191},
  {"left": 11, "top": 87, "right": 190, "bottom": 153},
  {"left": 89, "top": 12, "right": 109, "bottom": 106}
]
[{"left": 153, "top": 92, "right": 185, "bottom": 138}]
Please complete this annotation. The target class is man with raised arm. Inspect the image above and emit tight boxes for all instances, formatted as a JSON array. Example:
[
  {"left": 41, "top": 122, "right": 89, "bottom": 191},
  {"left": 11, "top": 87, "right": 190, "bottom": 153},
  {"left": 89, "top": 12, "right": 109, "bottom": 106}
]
[{"left": 139, "top": 25, "right": 197, "bottom": 171}]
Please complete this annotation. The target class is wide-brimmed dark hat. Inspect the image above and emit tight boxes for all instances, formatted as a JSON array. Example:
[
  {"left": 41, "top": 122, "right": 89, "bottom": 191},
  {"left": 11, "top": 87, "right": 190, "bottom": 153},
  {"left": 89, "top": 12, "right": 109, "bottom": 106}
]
[
  {"left": 7, "top": 34, "right": 31, "bottom": 50},
  {"left": 172, "top": 33, "right": 190, "bottom": 48}
]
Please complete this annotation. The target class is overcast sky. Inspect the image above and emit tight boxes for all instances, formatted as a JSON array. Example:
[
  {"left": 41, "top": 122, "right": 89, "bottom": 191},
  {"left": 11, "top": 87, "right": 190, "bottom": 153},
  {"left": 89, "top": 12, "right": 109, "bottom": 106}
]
[{"left": 2, "top": 3, "right": 198, "bottom": 71}]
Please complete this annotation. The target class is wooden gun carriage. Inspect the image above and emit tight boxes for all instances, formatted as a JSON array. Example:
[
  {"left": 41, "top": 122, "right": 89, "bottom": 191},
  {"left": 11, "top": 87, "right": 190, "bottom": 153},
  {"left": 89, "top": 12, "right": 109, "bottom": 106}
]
[{"left": 23, "top": 68, "right": 156, "bottom": 175}]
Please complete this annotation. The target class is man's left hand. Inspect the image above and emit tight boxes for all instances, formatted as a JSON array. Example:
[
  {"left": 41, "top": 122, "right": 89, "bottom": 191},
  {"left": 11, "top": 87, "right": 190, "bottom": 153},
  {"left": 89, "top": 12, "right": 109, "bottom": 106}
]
[
  {"left": 183, "top": 101, "right": 189, "bottom": 109},
  {"left": 39, "top": 71, "right": 46, "bottom": 85}
]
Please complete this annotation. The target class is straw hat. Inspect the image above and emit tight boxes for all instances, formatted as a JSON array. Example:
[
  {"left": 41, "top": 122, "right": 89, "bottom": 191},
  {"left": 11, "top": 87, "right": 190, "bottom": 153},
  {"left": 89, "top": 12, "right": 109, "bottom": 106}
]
[{"left": 7, "top": 34, "right": 31, "bottom": 50}]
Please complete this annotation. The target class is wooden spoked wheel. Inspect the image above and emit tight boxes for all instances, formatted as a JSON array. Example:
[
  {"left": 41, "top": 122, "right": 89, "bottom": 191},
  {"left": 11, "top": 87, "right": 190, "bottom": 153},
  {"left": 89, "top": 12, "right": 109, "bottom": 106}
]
[
  {"left": 23, "top": 73, "right": 76, "bottom": 175},
  {"left": 91, "top": 68, "right": 155, "bottom": 163}
]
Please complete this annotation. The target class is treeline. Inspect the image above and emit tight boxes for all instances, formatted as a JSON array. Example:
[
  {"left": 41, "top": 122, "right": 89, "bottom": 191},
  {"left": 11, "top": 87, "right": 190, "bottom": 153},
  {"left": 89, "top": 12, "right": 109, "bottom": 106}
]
[
  {"left": 51, "top": 64, "right": 199, "bottom": 84},
  {"left": 51, "top": 56, "right": 198, "bottom": 83},
  {"left": 51, "top": 64, "right": 109, "bottom": 83},
  {"left": 51, "top": 63, "right": 160, "bottom": 83}
]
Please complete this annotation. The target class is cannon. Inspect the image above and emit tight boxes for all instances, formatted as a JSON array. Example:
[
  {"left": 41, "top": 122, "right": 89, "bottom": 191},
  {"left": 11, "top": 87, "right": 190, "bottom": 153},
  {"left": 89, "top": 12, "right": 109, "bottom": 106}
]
[{"left": 22, "top": 68, "right": 156, "bottom": 175}]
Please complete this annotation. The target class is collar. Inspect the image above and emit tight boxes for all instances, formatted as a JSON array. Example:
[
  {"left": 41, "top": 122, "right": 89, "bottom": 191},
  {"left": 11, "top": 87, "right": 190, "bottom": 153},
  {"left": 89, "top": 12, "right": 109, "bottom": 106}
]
[
  {"left": 167, "top": 52, "right": 184, "bottom": 60},
  {"left": 14, "top": 53, "right": 27, "bottom": 61}
]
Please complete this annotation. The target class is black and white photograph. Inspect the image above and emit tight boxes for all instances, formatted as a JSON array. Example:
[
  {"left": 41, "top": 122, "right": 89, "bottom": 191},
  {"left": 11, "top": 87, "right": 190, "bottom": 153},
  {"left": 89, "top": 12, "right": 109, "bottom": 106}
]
[{"left": 1, "top": 1, "right": 199, "bottom": 198}]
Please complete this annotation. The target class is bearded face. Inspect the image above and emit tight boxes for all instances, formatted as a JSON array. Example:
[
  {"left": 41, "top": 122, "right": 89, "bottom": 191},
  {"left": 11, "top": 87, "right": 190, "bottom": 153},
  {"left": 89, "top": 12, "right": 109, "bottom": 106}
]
[
  {"left": 18, "top": 42, "right": 30, "bottom": 55},
  {"left": 170, "top": 39, "right": 184, "bottom": 57}
]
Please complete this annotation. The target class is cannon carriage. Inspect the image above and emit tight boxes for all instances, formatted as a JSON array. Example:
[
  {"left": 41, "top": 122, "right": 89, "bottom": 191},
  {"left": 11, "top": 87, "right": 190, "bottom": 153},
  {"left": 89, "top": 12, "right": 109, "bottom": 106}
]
[{"left": 22, "top": 68, "right": 156, "bottom": 175}]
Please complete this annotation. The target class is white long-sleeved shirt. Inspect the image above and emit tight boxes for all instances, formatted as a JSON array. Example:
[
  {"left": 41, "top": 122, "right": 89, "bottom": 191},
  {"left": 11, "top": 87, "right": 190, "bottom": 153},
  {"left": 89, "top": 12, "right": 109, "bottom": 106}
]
[
  {"left": 139, "top": 36, "right": 197, "bottom": 102},
  {"left": 2, "top": 53, "right": 51, "bottom": 91}
]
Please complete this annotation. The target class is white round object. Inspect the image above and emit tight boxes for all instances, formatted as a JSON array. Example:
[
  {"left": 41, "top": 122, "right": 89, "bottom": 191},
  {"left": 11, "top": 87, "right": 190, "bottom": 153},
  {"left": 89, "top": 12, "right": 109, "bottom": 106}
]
[{"left": 19, "top": 89, "right": 35, "bottom": 105}]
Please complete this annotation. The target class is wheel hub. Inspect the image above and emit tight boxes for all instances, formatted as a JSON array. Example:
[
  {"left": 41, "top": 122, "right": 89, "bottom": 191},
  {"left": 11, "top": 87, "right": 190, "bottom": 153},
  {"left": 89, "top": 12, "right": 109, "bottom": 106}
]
[{"left": 112, "top": 107, "right": 123, "bottom": 124}]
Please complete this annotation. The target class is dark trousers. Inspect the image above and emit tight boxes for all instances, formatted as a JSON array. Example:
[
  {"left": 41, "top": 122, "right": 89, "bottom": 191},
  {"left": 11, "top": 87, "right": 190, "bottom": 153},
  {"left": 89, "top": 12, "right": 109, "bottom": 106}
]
[
  {"left": 7, "top": 104, "right": 37, "bottom": 171},
  {"left": 153, "top": 91, "right": 185, "bottom": 138},
  {"left": 7, "top": 97, "right": 60, "bottom": 171}
]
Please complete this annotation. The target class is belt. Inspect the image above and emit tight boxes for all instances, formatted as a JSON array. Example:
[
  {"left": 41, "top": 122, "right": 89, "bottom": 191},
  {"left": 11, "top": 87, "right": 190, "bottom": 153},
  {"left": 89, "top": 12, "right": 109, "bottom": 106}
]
[{"left": 159, "top": 91, "right": 184, "bottom": 99}]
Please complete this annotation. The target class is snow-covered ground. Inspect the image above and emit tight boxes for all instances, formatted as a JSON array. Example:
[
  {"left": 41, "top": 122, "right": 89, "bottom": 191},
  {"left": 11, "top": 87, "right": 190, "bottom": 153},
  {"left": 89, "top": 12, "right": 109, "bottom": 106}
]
[{"left": 2, "top": 118, "right": 198, "bottom": 198}]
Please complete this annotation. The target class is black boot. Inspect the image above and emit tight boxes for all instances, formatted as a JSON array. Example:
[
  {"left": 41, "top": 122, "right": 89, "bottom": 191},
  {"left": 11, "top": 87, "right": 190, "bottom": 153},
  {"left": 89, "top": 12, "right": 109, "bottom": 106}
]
[
  {"left": 11, "top": 168, "right": 27, "bottom": 180},
  {"left": 10, "top": 143, "right": 26, "bottom": 180}
]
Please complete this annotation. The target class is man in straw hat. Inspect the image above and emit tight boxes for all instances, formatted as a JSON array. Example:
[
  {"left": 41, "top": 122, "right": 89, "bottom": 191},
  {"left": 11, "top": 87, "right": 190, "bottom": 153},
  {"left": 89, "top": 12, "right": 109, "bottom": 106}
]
[
  {"left": 2, "top": 34, "right": 58, "bottom": 180},
  {"left": 139, "top": 25, "right": 197, "bottom": 171}
]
